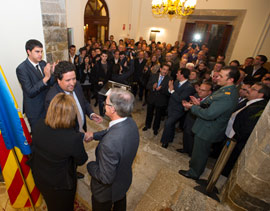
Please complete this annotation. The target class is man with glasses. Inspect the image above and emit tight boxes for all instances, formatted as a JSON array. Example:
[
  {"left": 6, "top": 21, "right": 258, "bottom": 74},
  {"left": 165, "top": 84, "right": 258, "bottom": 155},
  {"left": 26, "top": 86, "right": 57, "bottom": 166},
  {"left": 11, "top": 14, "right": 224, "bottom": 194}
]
[
  {"left": 222, "top": 82, "right": 270, "bottom": 176},
  {"left": 87, "top": 88, "right": 139, "bottom": 211},
  {"left": 177, "top": 82, "right": 213, "bottom": 157},
  {"left": 180, "top": 66, "right": 239, "bottom": 180}
]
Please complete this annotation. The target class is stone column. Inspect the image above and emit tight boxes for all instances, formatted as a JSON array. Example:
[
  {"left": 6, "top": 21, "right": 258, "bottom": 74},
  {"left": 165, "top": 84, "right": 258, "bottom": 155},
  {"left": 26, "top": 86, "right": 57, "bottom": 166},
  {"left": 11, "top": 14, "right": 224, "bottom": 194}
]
[
  {"left": 40, "top": 0, "right": 68, "bottom": 63},
  {"left": 221, "top": 101, "right": 270, "bottom": 210}
]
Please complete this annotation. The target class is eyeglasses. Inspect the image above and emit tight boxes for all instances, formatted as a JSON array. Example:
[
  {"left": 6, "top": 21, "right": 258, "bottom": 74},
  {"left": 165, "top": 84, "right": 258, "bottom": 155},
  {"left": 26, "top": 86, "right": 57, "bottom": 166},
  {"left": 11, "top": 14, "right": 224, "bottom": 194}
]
[{"left": 104, "top": 103, "right": 113, "bottom": 107}]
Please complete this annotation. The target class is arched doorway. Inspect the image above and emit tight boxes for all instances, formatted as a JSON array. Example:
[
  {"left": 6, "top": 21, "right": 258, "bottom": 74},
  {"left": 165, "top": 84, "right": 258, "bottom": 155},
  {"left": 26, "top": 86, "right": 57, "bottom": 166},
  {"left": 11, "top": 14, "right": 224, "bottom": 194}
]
[{"left": 84, "top": 0, "right": 109, "bottom": 44}]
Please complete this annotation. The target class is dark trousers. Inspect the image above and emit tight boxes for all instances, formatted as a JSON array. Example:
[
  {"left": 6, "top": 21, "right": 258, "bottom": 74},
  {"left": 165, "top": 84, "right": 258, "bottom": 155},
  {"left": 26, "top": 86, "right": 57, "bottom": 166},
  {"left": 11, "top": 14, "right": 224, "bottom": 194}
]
[
  {"left": 160, "top": 113, "right": 182, "bottom": 144},
  {"left": 36, "top": 181, "right": 76, "bottom": 211},
  {"left": 92, "top": 195, "right": 126, "bottom": 211},
  {"left": 98, "top": 94, "right": 106, "bottom": 116},
  {"left": 188, "top": 135, "right": 212, "bottom": 178},
  {"left": 145, "top": 104, "right": 165, "bottom": 131},
  {"left": 182, "top": 129, "right": 194, "bottom": 157}
]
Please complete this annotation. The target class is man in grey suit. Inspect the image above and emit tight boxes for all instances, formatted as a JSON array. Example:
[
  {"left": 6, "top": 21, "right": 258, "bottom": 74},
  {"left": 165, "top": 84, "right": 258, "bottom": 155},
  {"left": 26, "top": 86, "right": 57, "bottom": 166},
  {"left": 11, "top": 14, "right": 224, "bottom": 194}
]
[
  {"left": 16, "top": 39, "right": 54, "bottom": 130},
  {"left": 87, "top": 88, "right": 139, "bottom": 211}
]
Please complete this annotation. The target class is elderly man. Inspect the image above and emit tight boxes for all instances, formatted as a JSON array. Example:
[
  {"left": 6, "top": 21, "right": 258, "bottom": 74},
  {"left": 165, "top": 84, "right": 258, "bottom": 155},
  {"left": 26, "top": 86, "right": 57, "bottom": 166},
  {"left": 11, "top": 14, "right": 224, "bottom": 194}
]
[
  {"left": 87, "top": 88, "right": 139, "bottom": 211},
  {"left": 180, "top": 66, "right": 239, "bottom": 180}
]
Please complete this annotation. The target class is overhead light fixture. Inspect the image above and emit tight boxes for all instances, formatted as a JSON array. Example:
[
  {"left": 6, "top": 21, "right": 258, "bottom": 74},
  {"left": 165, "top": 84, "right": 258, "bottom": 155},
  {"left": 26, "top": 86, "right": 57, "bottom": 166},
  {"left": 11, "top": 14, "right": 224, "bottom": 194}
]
[{"left": 152, "top": 0, "right": 197, "bottom": 16}]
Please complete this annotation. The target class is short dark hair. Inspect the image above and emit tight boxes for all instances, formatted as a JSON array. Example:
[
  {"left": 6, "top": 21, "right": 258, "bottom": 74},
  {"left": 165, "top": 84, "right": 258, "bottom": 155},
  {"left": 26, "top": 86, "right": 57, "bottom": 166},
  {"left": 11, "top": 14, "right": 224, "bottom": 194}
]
[
  {"left": 229, "top": 60, "right": 240, "bottom": 67},
  {"left": 69, "top": 45, "right": 76, "bottom": 49},
  {"left": 179, "top": 68, "right": 190, "bottom": 79},
  {"left": 25, "top": 39, "right": 43, "bottom": 52},
  {"left": 258, "top": 55, "right": 268, "bottom": 64},
  {"left": 202, "top": 81, "right": 213, "bottom": 91},
  {"left": 54, "top": 61, "right": 76, "bottom": 80},
  {"left": 256, "top": 82, "right": 270, "bottom": 100},
  {"left": 243, "top": 81, "right": 254, "bottom": 87},
  {"left": 79, "top": 47, "right": 87, "bottom": 53},
  {"left": 222, "top": 66, "right": 240, "bottom": 84},
  {"left": 161, "top": 63, "right": 170, "bottom": 69},
  {"left": 101, "top": 50, "right": 108, "bottom": 55},
  {"left": 119, "top": 51, "right": 126, "bottom": 56}
]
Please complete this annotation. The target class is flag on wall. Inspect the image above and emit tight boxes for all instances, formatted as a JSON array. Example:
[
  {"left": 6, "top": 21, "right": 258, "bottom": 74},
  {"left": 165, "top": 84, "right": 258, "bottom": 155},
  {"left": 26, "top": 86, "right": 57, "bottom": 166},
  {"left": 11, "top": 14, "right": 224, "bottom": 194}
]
[{"left": 0, "top": 66, "right": 42, "bottom": 208}]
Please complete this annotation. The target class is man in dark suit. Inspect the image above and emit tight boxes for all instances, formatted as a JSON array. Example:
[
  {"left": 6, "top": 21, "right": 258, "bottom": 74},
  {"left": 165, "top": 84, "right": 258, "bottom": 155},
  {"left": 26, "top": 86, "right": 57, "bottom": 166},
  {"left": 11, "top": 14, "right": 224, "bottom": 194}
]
[
  {"left": 180, "top": 66, "right": 240, "bottom": 180},
  {"left": 132, "top": 51, "right": 147, "bottom": 100},
  {"left": 45, "top": 61, "right": 102, "bottom": 132},
  {"left": 143, "top": 64, "right": 171, "bottom": 135},
  {"left": 244, "top": 55, "right": 268, "bottom": 83},
  {"left": 160, "top": 68, "right": 196, "bottom": 148},
  {"left": 177, "top": 82, "right": 213, "bottom": 156},
  {"left": 92, "top": 50, "right": 113, "bottom": 116},
  {"left": 87, "top": 88, "right": 139, "bottom": 211},
  {"left": 222, "top": 82, "right": 270, "bottom": 176},
  {"left": 16, "top": 39, "right": 55, "bottom": 130}
]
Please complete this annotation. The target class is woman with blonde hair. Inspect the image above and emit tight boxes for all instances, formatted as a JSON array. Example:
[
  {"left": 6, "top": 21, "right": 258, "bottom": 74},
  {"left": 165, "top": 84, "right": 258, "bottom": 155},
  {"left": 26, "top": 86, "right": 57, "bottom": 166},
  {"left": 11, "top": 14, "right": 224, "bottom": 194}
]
[{"left": 28, "top": 93, "right": 88, "bottom": 211}]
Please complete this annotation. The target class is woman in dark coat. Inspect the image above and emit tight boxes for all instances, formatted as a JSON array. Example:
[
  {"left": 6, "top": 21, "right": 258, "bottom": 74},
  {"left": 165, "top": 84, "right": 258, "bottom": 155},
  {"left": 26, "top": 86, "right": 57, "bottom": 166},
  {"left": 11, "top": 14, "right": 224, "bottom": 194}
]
[{"left": 28, "top": 93, "right": 88, "bottom": 211}]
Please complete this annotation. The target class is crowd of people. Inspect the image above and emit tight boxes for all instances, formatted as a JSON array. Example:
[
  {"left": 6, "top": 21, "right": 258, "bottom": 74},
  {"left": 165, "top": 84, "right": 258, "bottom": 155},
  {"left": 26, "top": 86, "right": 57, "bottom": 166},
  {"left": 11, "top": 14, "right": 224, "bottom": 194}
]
[
  {"left": 14, "top": 36, "right": 270, "bottom": 210},
  {"left": 68, "top": 35, "right": 270, "bottom": 180}
]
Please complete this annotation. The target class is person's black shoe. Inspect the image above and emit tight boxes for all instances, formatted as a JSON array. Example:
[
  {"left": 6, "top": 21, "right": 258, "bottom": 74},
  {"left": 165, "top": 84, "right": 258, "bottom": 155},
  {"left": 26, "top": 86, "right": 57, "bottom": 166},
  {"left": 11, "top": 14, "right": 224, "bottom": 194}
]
[
  {"left": 176, "top": 148, "right": 186, "bottom": 154},
  {"left": 77, "top": 171, "right": 85, "bottom": 179},
  {"left": 153, "top": 130, "right": 158, "bottom": 135},
  {"left": 142, "top": 127, "right": 149, "bottom": 131},
  {"left": 178, "top": 170, "right": 198, "bottom": 180},
  {"left": 161, "top": 143, "right": 168, "bottom": 148}
]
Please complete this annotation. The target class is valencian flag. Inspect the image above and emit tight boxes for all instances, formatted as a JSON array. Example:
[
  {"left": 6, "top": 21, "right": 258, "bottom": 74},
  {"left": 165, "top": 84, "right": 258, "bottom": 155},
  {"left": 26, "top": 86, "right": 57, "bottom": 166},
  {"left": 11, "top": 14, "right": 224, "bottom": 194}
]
[{"left": 0, "top": 65, "right": 42, "bottom": 208}]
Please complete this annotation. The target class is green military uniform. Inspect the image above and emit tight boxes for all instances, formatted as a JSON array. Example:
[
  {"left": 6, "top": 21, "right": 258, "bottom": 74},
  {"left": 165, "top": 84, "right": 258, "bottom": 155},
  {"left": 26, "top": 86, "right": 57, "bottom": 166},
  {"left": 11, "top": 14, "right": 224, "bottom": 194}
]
[{"left": 187, "top": 85, "right": 238, "bottom": 178}]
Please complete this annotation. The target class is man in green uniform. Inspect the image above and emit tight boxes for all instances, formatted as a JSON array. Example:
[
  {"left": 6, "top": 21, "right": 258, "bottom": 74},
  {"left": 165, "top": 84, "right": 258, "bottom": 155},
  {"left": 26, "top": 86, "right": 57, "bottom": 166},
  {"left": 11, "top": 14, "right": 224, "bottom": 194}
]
[{"left": 179, "top": 66, "right": 240, "bottom": 180}]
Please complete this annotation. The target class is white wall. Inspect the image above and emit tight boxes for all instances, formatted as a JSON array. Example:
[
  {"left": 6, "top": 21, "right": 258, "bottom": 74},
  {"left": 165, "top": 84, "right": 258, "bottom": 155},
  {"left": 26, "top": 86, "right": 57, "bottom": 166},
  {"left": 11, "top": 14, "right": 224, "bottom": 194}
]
[
  {"left": 196, "top": 0, "right": 270, "bottom": 62},
  {"left": 0, "top": 0, "right": 45, "bottom": 110}
]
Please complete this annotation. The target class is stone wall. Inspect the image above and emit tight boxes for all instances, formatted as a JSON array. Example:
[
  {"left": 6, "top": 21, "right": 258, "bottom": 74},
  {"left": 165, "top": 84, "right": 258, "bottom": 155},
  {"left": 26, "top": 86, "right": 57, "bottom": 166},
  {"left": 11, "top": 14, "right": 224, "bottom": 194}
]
[
  {"left": 40, "top": 0, "right": 68, "bottom": 63},
  {"left": 221, "top": 101, "right": 270, "bottom": 211}
]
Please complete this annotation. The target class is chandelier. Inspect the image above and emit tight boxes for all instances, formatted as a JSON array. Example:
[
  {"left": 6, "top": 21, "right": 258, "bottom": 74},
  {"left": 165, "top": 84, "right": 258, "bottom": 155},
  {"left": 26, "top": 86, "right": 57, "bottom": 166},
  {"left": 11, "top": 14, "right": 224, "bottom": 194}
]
[{"left": 152, "top": 0, "right": 197, "bottom": 16}]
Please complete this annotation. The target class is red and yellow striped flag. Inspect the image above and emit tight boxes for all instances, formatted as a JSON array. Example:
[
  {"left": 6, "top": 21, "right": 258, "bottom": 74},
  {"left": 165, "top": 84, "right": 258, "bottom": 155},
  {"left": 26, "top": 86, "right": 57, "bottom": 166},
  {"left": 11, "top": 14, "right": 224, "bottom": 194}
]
[{"left": 0, "top": 66, "right": 42, "bottom": 208}]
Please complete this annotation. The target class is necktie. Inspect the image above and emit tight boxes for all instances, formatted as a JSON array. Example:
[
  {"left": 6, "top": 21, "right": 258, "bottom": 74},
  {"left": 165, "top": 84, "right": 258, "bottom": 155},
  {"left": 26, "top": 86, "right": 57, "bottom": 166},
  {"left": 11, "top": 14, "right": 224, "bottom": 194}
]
[
  {"left": 157, "top": 76, "right": 164, "bottom": 87},
  {"left": 178, "top": 82, "right": 181, "bottom": 88},
  {"left": 36, "top": 65, "right": 44, "bottom": 77},
  {"left": 70, "top": 92, "right": 84, "bottom": 132}
]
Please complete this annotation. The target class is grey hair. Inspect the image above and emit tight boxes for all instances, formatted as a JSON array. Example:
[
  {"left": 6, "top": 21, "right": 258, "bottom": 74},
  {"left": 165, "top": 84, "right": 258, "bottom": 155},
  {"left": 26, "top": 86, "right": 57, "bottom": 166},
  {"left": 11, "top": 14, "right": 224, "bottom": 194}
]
[{"left": 109, "top": 88, "right": 134, "bottom": 117}]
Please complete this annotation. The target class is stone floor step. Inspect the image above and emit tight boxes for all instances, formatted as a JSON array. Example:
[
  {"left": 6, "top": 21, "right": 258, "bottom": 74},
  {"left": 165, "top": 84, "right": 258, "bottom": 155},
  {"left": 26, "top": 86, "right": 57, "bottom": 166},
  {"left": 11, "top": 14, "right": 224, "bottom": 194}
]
[{"left": 135, "top": 167, "right": 231, "bottom": 211}]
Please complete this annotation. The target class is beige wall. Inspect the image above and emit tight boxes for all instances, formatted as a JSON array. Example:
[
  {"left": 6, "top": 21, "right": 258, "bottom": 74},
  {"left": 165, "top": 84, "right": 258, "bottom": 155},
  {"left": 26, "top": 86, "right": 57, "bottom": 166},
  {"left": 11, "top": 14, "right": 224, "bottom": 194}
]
[{"left": 66, "top": 0, "right": 270, "bottom": 62}]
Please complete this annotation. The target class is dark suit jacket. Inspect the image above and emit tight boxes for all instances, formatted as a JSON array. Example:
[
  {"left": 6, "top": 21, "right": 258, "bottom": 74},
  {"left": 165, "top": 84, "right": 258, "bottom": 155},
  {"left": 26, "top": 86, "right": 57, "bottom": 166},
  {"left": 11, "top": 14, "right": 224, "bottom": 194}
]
[
  {"left": 233, "top": 99, "right": 267, "bottom": 151},
  {"left": 168, "top": 80, "right": 195, "bottom": 117},
  {"left": 45, "top": 82, "right": 94, "bottom": 130},
  {"left": 222, "top": 99, "right": 267, "bottom": 176},
  {"left": 244, "top": 66, "right": 268, "bottom": 82},
  {"left": 87, "top": 118, "right": 139, "bottom": 203},
  {"left": 29, "top": 119, "right": 88, "bottom": 190},
  {"left": 146, "top": 73, "right": 171, "bottom": 107},
  {"left": 133, "top": 58, "right": 147, "bottom": 82},
  {"left": 16, "top": 59, "right": 54, "bottom": 128},
  {"left": 93, "top": 60, "right": 113, "bottom": 91}
]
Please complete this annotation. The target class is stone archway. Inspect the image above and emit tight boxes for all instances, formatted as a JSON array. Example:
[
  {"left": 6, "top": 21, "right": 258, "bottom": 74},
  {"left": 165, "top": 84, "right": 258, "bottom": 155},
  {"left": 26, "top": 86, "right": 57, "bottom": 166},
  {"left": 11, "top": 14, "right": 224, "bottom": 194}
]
[{"left": 84, "top": 0, "right": 109, "bottom": 44}]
